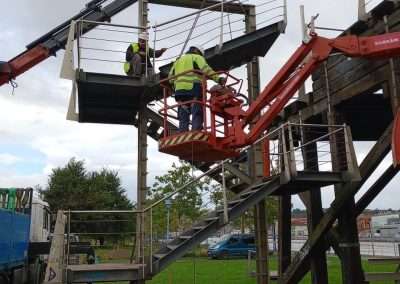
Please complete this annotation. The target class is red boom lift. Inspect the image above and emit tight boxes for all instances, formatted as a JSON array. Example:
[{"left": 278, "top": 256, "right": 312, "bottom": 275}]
[{"left": 159, "top": 31, "right": 400, "bottom": 164}]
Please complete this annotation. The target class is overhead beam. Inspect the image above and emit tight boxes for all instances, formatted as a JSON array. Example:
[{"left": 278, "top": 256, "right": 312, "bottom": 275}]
[{"left": 148, "top": 0, "right": 252, "bottom": 14}]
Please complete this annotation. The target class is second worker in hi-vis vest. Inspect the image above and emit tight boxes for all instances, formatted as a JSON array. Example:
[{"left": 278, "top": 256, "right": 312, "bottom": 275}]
[
  {"left": 124, "top": 32, "right": 167, "bottom": 77},
  {"left": 169, "top": 46, "right": 226, "bottom": 132}
]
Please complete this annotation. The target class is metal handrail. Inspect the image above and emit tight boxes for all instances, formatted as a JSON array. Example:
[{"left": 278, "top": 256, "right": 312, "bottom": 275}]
[
  {"left": 79, "top": 19, "right": 147, "bottom": 30},
  {"left": 151, "top": 0, "right": 250, "bottom": 29},
  {"left": 143, "top": 164, "right": 223, "bottom": 212}
]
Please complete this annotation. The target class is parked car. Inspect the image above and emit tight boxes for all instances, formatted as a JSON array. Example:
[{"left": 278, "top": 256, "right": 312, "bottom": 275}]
[{"left": 207, "top": 234, "right": 255, "bottom": 259}]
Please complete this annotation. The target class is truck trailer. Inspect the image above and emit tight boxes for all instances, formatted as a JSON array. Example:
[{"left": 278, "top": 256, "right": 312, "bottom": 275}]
[{"left": 0, "top": 188, "right": 51, "bottom": 284}]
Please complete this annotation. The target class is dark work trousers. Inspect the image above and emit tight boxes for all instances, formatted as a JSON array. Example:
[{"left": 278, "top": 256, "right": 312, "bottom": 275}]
[
  {"left": 127, "top": 54, "right": 154, "bottom": 77},
  {"left": 175, "top": 83, "right": 203, "bottom": 132}
]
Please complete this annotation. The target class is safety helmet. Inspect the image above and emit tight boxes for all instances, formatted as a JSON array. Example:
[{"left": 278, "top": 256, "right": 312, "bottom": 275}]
[
  {"left": 191, "top": 45, "right": 205, "bottom": 56},
  {"left": 139, "top": 32, "right": 149, "bottom": 41}
]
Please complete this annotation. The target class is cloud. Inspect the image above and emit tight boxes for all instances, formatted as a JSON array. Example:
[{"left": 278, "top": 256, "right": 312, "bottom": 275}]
[{"left": 0, "top": 153, "right": 22, "bottom": 165}]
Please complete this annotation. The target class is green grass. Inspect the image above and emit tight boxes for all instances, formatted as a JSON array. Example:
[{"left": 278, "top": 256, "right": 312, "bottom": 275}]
[{"left": 95, "top": 253, "right": 398, "bottom": 284}]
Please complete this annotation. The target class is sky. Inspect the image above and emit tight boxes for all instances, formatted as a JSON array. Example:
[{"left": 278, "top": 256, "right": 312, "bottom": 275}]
[{"left": 0, "top": 0, "right": 398, "bottom": 210}]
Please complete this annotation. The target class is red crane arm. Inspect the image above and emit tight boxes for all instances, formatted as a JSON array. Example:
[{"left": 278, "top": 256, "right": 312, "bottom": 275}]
[
  {"left": 0, "top": 46, "right": 50, "bottom": 86},
  {"left": 238, "top": 31, "right": 400, "bottom": 147}
]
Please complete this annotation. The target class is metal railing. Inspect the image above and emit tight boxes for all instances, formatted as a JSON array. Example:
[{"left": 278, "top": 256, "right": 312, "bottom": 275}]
[
  {"left": 64, "top": 210, "right": 139, "bottom": 267},
  {"left": 158, "top": 70, "right": 244, "bottom": 138},
  {"left": 74, "top": 20, "right": 147, "bottom": 76},
  {"left": 69, "top": 0, "right": 286, "bottom": 76}
]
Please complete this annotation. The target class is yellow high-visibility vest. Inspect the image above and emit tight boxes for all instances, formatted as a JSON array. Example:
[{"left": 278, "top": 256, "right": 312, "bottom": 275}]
[
  {"left": 169, "top": 53, "right": 219, "bottom": 91},
  {"left": 124, "top": 43, "right": 140, "bottom": 74}
]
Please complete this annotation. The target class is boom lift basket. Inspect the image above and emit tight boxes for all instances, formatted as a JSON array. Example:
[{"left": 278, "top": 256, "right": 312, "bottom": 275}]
[{"left": 158, "top": 71, "right": 243, "bottom": 161}]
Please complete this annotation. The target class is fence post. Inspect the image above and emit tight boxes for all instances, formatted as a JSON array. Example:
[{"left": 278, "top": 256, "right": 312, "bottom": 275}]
[
  {"left": 343, "top": 125, "right": 361, "bottom": 181},
  {"left": 152, "top": 25, "right": 157, "bottom": 79},
  {"left": 76, "top": 21, "right": 81, "bottom": 71},
  {"left": 222, "top": 161, "right": 229, "bottom": 224},
  {"left": 283, "top": 0, "right": 288, "bottom": 29},
  {"left": 281, "top": 125, "right": 291, "bottom": 182},
  {"left": 358, "top": 0, "right": 367, "bottom": 21},
  {"left": 67, "top": 210, "right": 71, "bottom": 266},
  {"left": 150, "top": 208, "right": 153, "bottom": 274},
  {"left": 287, "top": 123, "right": 297, "bottom": 177}
]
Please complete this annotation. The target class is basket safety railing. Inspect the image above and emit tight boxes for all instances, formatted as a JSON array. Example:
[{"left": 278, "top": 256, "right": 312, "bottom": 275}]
[{"left": 158, "top": 70, "right": 244, "bottom": 138}]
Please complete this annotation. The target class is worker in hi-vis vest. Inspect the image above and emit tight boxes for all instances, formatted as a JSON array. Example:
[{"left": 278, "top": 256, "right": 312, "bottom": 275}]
[
  {"left": 124, "top": 32, "right": 167, "bottom": 76},
  {"left": 169, "top": 46, "right": 226, "bottom": 132}
]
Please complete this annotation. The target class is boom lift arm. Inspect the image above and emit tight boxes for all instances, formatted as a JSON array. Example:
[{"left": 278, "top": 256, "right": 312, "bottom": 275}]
[
  {"left": 159, "top": 31, "right": 400, "bottom": 162},
  {"left": 233, "top": 32, "right": 400, "bottom": 147},
  {"left": 0, "top": 0, "right": 139, "bottom": 87}
]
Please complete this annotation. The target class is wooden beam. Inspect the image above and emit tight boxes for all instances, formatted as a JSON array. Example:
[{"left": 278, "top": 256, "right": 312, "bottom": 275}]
[
  {"left": 365, "top": 272, "right": 400, "bottom": 281},
  {"left": 224, "top": 163, "right": 252, "bottom": 185},
  {"left": 355, "top": 165, "right": 399, "bottom": 216},
  {"left": 148, "top": 0, "right": 252, "bottom": 14}
]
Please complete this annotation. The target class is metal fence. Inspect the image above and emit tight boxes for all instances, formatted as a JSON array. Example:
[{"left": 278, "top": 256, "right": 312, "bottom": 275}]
[{"left": 64, "top": 210, "right": 138, "bottom": 267}]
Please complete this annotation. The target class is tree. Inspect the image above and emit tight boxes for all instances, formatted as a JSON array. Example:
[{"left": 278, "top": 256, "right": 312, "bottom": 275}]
[
  {"left": 148, "top": 162, "right": 207, "bottom": 237},
  {"left": 41, "top": 158, "right": 134, "bottom": 243},
  {"left": 42, "top": 158, "right": 132, "bottom": 211}
]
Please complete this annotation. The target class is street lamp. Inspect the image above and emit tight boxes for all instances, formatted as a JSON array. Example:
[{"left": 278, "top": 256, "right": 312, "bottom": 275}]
[{"left": 165, "top": 198, "right": 172, "bottom": 240}]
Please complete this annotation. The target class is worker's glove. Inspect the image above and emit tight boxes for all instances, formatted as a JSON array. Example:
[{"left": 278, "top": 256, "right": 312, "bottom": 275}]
[{"left": 218, "top": 77, "right": 227, "bottom": 86}]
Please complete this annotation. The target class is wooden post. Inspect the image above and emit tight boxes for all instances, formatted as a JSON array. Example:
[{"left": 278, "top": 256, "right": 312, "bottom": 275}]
[
  {"left": 384, "top": 15, "right": 400, "bottom": 113},
  {"left": 328, "top": 111, "right": 365, "bottom": 284},
  {"left": 246, "top": 6, "right": 270, "bottom": 283},
  {"left": 135, "top": 2, "right": 149, "bottom": 283},
  {"left": 302, "top": 127, "right": 328, "bottom": 284}
]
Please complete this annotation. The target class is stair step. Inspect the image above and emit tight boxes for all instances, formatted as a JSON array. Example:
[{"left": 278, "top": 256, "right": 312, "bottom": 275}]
[
  {"left": 240, "top": 190, "right": 257, "bottom": 198},
  {"left": 229, "top": 199, "right": 245, "bottom": 206},
  {"left": 204, "top": 216, "right": 219, "bottom": 222},
  {"left": 215, "top": 199, "right": 245, "bottom": 213},
  {"left": 153, "top": 253, "right": 167, "bottom": 259},
  {"left": 167, "top": 244, "right": 180, "bottom": 250},
  {"left": 179, "top": 235, "right": 192, "bottom": 240},
  {"left": 193, "top": 226, "right": 206, "bottom": 230}
]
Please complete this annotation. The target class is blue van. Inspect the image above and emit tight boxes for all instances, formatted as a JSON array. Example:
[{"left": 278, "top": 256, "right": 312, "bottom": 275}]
[{"left": 207, "top": 234, "right": 256, "bottom": 259}]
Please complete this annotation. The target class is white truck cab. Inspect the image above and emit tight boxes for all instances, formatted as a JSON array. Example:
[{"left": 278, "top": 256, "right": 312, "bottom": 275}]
[{"left": 30, "top": 196, "right": 51, "bottom": 243}]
